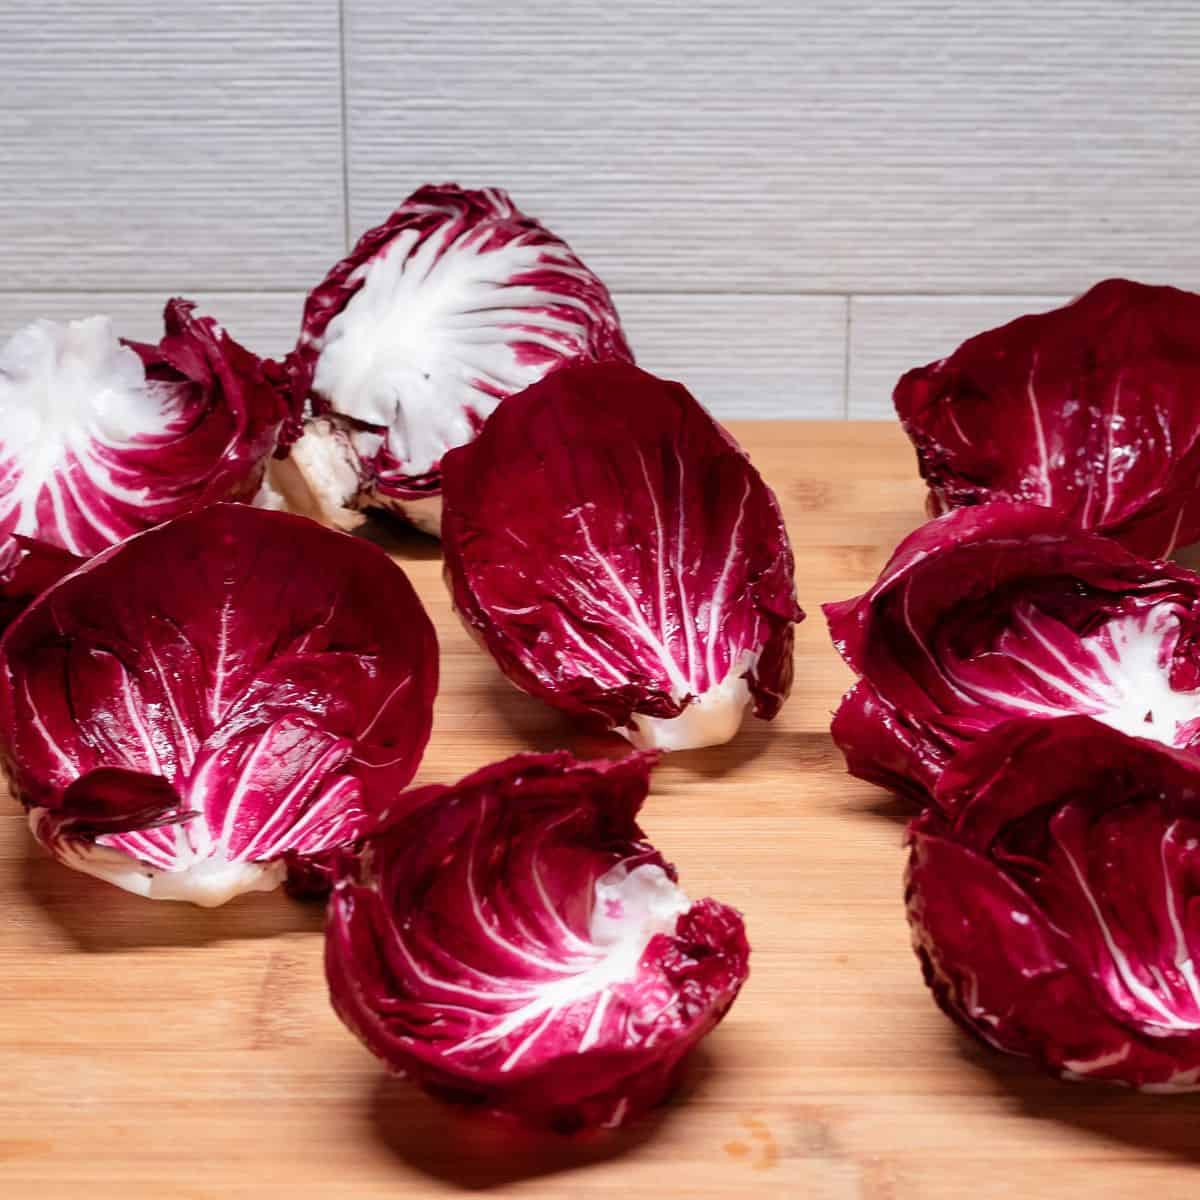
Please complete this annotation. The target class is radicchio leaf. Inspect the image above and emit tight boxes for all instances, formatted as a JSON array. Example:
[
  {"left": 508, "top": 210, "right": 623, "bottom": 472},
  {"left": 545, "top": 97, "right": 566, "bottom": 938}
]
[
  {"left": 0, "top": 534, "right": 81, "bottom": 631},
  {"left": 0, "top": 301, "right": 288, "bottom": 557},
  {"left": 441, "top": 361, "right": 803, "bottom": 751},
  {"left": 277, "top": 183, "right": 632, "bottom": 535},
  {"left": 909, "top": 714, "right": 1200, "bottom": 1090},
  {"left": 0, "top": 503, "right": 438, "bottom": 906},
  {"left": 895, "top": 278, "right": 1200, "bottom": 558},
  {"left": 825, "top": 502, "right": 1200, "bottom": 802},
  {"left": 325, "top": 750, "right": 749, "bottom": 1131}
]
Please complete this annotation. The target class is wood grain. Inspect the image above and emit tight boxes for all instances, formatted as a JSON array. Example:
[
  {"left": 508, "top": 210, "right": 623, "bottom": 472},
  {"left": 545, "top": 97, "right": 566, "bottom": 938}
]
[{"left": 3, "top": 422, "right": 1199, "bottom": 1199}]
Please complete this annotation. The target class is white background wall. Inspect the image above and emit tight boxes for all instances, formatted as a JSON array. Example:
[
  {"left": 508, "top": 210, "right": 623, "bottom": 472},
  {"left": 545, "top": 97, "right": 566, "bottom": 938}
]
[{"left": 2, "top": 1, "right": 1195, "bottom": 419}]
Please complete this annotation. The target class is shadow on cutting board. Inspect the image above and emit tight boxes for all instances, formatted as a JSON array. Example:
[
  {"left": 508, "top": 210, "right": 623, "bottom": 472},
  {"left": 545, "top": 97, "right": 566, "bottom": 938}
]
[
  {"left": 845, "top": 789, "right": 917, "bottom": 826},
  {"left": 20, "top": 830, "right": 324, "bottom": 952},
  {"left": 954, "top": 1033, "right": 1200, "bottom": 1164},
  {"left": 480, "top": 671, "right": 632, "bottom": 759},
  {"left": 365, "top": 1045, "right": 715, "bottom": 1189},
  {"left": 481, "top": 671, "right": 787, "bottom": 777},
  {"left": 667, "top": 724, "right": 779, "bottom": 778},
  {"left": 351, "top": 513, "right": 443, "bottom": 562}
]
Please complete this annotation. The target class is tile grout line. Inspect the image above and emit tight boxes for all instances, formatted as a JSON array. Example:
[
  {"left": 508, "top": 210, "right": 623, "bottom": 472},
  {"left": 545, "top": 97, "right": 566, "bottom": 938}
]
[
  {"left": 337, "top": 0, "right": 352, "bottom": 252},
  {"left": 842, "top": 296, "right": 853, "bottom": 419}
]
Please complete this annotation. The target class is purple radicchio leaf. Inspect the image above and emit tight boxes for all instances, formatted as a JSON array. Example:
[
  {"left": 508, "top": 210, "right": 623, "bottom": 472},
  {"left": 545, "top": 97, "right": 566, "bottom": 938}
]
[
  {"left": 0, "top": 503, "right": 438, "bottom": 906},
  {"left": 895, "top": 278, "right": 1200, "bottom": 559},
  {"left": 0, "top": 533, "right": 81, "bottom": 632},
  {"left": 909, "top": 714, "right": 1200, "bottom": 1090},
  {"left": 325, "top": 750, "right": 750, "bottom": 1131},
  {"left": 276, "top": 183, "right": 632, "bottom": 536},
  {"left": 0, "top": 300, "right": 289, "bottom": 557},
  {"left": 440, "top": 360, "right": 803, "bottom": 751},
  {"left": 824, "top": 501, "right": 1200, "bottom": 803}
]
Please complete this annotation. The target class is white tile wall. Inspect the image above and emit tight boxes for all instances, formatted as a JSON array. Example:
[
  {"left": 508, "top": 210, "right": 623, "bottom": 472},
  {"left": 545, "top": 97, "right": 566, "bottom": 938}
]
[
  {"left": 616, "top": 294, "right": 847, "bottom": 418},
  {"left": 0, "top": 294, "right": 305, "bottom": 358},
  {"left": 847, "top": 296, "right": 1066, "bottom": 419},
  {"left": 0, "top": 2, "right": 344, "bottom": 291},
  {"left": 2, "top": 1, "right": 1197, "bottom": 418}
]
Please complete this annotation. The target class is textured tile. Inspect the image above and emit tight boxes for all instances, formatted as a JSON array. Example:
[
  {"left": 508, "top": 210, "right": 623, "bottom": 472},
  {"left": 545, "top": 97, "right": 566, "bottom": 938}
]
[
  {"left": 0, "top": 290, "right": 844, "bottom": 419},
  {"left": 847, "top": 294, "right": 1067, "bottom": 419},
  {"left": 0, "top": 292, "right": 305, "bottom": 359},
  {"left": 345, "top": 0, "right": 1200, "bottom": 293},
  {"left": 617, "top": 293, "right": 847, "bottom": 418},
  {"left": 0, "top": 1, "right": 344, "bottom": 290}
]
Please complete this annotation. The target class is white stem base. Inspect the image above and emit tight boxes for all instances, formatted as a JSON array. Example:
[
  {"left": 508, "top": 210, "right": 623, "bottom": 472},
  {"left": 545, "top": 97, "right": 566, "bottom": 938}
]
[
  {"left": 270, "top": 418, "right": 445, "bottom": 537},
  {"left": 616, "top": 661, "right": 755, "bottom": 752},
  {"left": 35, "top": 818, "right": 287, "bottom": 907},
  {"left": 268, "top": 418, "right": 367, "bottom": 532}
]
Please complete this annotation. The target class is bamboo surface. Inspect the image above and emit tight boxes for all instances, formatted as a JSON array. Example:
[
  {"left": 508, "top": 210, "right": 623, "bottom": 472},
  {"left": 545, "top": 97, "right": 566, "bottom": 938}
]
[{"left": 3, "top": 421, "right": 1195, "bottom": 1199}]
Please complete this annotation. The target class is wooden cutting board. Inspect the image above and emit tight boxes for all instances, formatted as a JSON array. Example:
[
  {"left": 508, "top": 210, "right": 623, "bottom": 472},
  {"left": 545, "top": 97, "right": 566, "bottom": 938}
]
[{"left": 2, "top": 421, "right": 1194, "bottom": 1199}]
